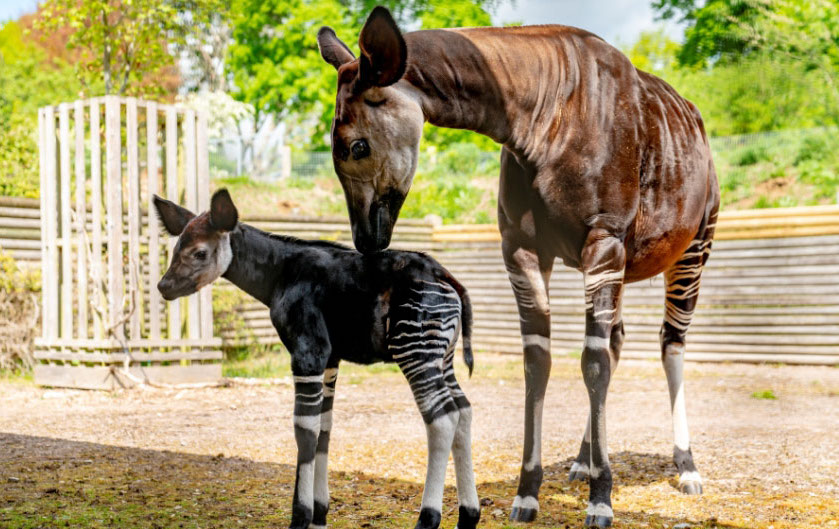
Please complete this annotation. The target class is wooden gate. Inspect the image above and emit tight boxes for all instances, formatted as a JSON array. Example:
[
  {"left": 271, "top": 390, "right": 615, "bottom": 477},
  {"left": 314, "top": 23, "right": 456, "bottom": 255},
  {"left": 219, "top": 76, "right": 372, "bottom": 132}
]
[{"left": 35, "top": 96, "right": 222, "bottom": 389}]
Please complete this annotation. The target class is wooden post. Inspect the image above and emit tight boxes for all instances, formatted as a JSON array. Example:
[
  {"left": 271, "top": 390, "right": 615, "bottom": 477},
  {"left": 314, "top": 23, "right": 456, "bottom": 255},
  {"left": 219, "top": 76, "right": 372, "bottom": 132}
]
[
  {"left": 126, "top": 98, "right": 142, "bottom": 341},
  {"left": 184, "top": 110, "right": 200, "bottom": 340},
  {"left": 44, "top": 106, "right": 59, "bottom": 340},
  {"left": 147, "top": 102, "right": 162, "bottom": 340},
  {"left": 74, "top": 100, "right": 88, "bottom": 340},
  {"left": 90, "top": 100, "right": 104, "bottom": 339},
  {"left": 196, "top": 111, "right": 213, "bottom": 340},
  {"left": 165, "top": 107, "right": 181, "bottom": 341},
  {"left": 37, "top": 109, "right": 48, "bottom": 338},
  {"left": 59, "top": 103, "right": 73, "bottom": 339},
  {"left": 105, "top": 96, "right": 124, "bottom": 340}
]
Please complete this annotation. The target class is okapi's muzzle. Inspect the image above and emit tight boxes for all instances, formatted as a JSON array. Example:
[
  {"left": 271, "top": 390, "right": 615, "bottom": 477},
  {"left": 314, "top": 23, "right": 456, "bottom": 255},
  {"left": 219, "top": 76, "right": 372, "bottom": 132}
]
[
  {"left": 351, "top": 189, "right": 406, "bottom": 254},
  {"left": 157, "top": 274, "right": 196, "bottom": 301}
]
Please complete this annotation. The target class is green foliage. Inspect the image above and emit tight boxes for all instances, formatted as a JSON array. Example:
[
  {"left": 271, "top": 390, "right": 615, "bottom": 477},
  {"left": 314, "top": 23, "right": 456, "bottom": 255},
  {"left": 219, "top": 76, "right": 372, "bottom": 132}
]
[
  {"left": 751, "top": 389, "right": 778, "bottom": 400},
  {"left": 734, "top": 145, "right": 770, "bottom": 167},
  {"left": 225, "top": 0, "right": 503, "bottom": 151},
  {"left": 35, "top": 0, "right": 223, "bottom": 95},
  {"left": 0, "top": 249, "right": 41, "bottom": 294}
]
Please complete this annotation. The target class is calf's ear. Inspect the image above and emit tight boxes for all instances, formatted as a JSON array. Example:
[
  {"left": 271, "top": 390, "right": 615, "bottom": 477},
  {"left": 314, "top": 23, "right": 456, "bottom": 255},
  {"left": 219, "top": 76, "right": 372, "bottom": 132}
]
[
  {"left": 153, "top": 195, "right": 195, "bottom": 236},
  {"left": 209, "top": 189, "right": 238, "bottom": 231}
]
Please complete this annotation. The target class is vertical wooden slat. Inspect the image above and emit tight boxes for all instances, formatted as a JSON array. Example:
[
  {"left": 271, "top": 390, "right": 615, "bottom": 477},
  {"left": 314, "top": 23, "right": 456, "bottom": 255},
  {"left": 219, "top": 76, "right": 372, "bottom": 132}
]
[
  {"left": 59, "top": 104, "right": 73, "bottom": 339},
  {"left": 165, "top": 107, "right": 181, "bottom": 340},
  {"left": 147, "top": 102, "right": 161, "bottom": 340},
  {"left": 74, "top": 100, "right": 88, "bottom": 339},
  {"left": 90, "top": 100, "right": 104, "bottom": 339},
  {"left": 184, "top": 110, "right": 200, "bottom": 340},
  {"left": 196, "top": 111, "right": 213, "bottom": 340},
  {"left": 37, "top": 109, "right": 48, "bottom": 338},
  {"left": 105, "top": 96, "right": 124, "bottom": 340},
  {"left": 44, "top": 106, "right": 59, "bottom": 340},
  {"left": 126, "top": 98, "right": 141, "bottom": 340}
]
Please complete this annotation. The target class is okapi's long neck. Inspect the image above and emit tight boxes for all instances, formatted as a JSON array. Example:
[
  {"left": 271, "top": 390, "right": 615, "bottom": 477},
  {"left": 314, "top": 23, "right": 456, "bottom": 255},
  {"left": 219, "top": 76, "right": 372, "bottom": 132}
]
[
  {"left": 222, "top": 225, "right": 289, "bottom": 306},
  {"left": 404, "top": 27, "right": 577, "bottom": 165}
]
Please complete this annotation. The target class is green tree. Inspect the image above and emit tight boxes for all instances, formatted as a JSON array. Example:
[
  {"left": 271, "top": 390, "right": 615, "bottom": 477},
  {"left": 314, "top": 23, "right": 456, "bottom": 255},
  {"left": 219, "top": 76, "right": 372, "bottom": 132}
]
[
  {"left": 34, "top": 0, "right": 223, "bottom": 95},
  {"left": 225, "top": 0, "right": 504, "bottom": 151}
]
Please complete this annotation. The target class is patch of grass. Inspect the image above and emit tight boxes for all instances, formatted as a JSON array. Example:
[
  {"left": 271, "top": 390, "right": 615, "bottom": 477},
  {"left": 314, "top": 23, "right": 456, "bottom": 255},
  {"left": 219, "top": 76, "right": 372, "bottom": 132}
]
[
  {"left": 734, "top": 145, "right": 770, "bottom": 166},
  {"left": 751, "top": 389, "right": 778, "bottom": 400},
  {"left": 223, "top": 353, "right": 291, "bottom": 379}
]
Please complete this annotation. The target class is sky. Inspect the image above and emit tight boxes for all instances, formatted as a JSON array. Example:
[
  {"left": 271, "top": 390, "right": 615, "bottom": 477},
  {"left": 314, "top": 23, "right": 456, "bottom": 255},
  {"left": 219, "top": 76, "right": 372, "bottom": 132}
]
[{"left": 0, "top": 0, "right": 684, "bottom": 47}]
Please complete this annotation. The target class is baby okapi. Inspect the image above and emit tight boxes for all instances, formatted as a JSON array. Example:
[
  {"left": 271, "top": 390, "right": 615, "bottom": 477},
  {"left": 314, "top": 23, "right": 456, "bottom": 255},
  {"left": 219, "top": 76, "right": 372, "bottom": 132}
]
[{"left": 153, "top": 189, "right": 480, "bottom": 529}]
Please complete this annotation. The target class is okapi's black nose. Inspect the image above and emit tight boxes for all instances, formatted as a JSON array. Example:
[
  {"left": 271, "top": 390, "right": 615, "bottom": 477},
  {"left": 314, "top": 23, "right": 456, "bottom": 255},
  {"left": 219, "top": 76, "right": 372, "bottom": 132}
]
[{"left": 157, "top": 278, "right": 176, "bottom": 301}]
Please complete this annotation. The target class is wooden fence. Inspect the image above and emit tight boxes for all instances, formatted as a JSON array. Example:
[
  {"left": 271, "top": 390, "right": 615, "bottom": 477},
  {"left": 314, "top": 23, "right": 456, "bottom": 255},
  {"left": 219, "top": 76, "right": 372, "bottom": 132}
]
[
  {"left": 31, "top": 97, "right": 221, "bottom": 389},
  {"left": 3, "top": 197, "right": 838, "bottom": 365}
]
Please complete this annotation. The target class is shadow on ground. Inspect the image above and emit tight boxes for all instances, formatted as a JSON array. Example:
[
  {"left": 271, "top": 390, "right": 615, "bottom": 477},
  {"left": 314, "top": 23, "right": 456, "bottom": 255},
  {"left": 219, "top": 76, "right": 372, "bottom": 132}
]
[{"left": 0, "top": 433, "right": 751, "bottom": 529}]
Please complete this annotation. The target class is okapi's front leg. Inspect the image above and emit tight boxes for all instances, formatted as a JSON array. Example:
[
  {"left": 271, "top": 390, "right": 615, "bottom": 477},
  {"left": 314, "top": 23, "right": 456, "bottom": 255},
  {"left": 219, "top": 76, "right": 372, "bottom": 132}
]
[
  {"left": 569, "top": 319, "right": 624, "bottom": 483},
  {"left": 311, "top": 364, "right": 339, "bottom": 529},
  {"left": 291, "top": 372, "right": 324, "bottom": 529},
  {"left": 503, "top": 242, "right": 553, "bottom": 523},
  {"left": 580, "top": 229, "right": 626, "bottom": 528}
]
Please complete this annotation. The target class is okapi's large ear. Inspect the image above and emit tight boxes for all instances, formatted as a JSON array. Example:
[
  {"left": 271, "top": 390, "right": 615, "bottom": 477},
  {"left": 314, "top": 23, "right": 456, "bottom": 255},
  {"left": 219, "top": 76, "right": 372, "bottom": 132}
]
[
  {"left": 153, "top": 195, "right": 195, "bottom": 236},
  {"left": 358, "top": 6, "right": 407, "bottom": 87},
  {"left": 318, "top": 26, "right": 355, "bottom": 70},
  {"left": 209, "top": 189, "right": 238, "bottom": 232}
]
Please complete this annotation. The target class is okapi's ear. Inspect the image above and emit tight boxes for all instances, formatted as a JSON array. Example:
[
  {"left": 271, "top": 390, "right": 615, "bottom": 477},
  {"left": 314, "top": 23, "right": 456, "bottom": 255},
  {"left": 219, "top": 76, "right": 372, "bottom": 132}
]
[
  {"left": 358, "top": 6, "right": 407, "bottom": 87},
  {"left": 318, "top": 26, "right": 355, "bottom": 70},
  {"left": 153, "top": 195, "right": 195, "bottom": 236},
  {"left": 209, "top": 189, "right": 238, "bottom": 232}
]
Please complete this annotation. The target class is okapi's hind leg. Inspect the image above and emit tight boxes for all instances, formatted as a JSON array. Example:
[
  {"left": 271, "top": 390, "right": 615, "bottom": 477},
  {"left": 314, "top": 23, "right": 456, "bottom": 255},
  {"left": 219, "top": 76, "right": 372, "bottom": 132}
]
[
  {"left": 443, "top": 339, "right": 481, "bottom": 529},
  {"left": 503, "top": 243, "right": 554, "bottom": 523},
  {"left": 661, "top": 210, "right": 717, "bottom": 495}
]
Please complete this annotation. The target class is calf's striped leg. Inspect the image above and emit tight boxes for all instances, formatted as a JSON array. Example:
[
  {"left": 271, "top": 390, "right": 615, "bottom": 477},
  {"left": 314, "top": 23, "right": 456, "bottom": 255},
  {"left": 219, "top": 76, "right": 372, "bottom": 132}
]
[
  {"left": 291, "top": 373, "right": 325, "bottom": 529},
  {"left": 311, "top": 365, "right": 339, "bottom": 529},
  {"left": 580, "top": 229, "right": 626, "bottom": 528},
  {"left": 661, "top": 216, "right": 715, "bottom": 495},
  {"left": 391, "top": 285, "right": 463, "bottom": 529},
  {"left": 443, "top": 342, "right": 480, "bottom": 529},
  {"left": 504, "top": 245, "right": 553, "bottom": 523}
]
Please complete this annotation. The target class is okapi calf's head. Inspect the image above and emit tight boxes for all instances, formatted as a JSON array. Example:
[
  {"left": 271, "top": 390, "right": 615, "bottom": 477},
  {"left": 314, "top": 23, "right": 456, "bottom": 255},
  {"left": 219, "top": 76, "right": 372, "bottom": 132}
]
[
  {"left": 153, "top": 189, "right": 238, "bottom": 301},
  {"left": 317, "top": 7, "right": 423, "bottom": 254}
]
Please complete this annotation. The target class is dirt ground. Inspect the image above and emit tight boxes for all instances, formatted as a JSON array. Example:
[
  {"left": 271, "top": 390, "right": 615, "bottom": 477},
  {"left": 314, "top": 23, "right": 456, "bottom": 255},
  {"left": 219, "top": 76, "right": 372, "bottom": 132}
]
[{"left": 1, "top": 355, "right": 838, "bottom": 529}]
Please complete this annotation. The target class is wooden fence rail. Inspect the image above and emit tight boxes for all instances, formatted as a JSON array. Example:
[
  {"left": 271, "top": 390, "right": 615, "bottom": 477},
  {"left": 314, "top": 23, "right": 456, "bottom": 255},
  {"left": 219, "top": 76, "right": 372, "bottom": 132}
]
[{"left": 3, "top": 196, "right": 838, "bottom": 365}]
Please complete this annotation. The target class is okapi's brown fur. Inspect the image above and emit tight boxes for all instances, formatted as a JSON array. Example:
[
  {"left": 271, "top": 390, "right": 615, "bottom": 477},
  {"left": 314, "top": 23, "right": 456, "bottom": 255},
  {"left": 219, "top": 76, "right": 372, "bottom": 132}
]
[{"left": 319, "top": 8, "right": 719, "bottom": 528}]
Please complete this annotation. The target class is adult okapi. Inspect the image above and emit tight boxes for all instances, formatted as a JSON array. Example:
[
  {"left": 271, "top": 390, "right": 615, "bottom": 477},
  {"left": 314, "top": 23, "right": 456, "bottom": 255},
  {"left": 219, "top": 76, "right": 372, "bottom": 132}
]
[{"left": 318, "top": 7, "right": 719, "bottom": 528}]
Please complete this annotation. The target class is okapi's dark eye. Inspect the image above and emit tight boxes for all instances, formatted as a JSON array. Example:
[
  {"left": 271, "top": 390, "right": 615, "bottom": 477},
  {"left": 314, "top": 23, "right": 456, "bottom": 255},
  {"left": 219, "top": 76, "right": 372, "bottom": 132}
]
[
  {"left": 350, "top": 139, "right": 370, "bottom": 161},
  {"left": 194, "top": 250, "right": 207, "bottom": 261}
]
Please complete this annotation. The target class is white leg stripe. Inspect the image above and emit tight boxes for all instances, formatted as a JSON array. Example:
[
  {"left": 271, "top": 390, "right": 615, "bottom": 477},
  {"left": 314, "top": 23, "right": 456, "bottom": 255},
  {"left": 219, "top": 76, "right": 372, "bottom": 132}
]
[
  {"left": 294, "top": 375, "right": 325, "bottom": 384},
  {"left": 512, "top": 495, "right": 539, "bottom": 510},
  {"left": 314, "top": 452, "right": 330, "bottom": 504},
  {"left": 296, "top": 460, "right": 314, "bottom": 510},
  {"left": 523, "top": 333, "right": 551, "bottom": 350},
  {"left": 586, "top": 502, "right": 613, "bottom": 518},
  {"left": 679, "top": 470, "right": 702, "bottom": 484},
  {"left": 584, "top": 335, "right": 610, "bottom": 351},
  {"left": 570, "top": 461, "right": 589, "bottom": 475},
  {"left": 294, "top": 414, "right": 321, "bottom": 432}
]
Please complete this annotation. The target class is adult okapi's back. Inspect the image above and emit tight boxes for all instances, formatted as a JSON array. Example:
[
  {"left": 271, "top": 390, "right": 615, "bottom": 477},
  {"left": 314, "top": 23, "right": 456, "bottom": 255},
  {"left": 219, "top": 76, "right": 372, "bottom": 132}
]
[{"left": 318, "top": 8, "right": 719, "bottom": 528}]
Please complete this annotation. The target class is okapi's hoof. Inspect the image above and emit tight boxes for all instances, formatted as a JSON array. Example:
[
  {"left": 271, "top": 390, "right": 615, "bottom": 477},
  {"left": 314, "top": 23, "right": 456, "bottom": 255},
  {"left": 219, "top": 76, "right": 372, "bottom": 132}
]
[
  {"left": 584, "top": 514, "right": 613, "bottom": 528},
  {"left": 455, "top": 505, "right": 481, "bottom": 529},
  {"left": 509, "top": 506, "right": 538, "bottom": 523},
  {"left": 509, "top": 496, "right": 539, "bottom": 522},
  {"left": 679, "top": 480, "right": 703, "bottom": 495},
  {"left": 568, "top": 461, "right": 590, "bottom": 482}
]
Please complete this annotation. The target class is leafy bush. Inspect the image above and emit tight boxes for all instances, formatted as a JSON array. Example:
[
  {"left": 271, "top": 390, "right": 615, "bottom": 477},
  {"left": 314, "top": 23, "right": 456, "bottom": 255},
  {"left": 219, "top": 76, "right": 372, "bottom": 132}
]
[
  {"left": 734, "top": 145, "right": 770, "bottom": 166},
  {"left": 0, "top": 115, "right": 39, "bottom": 199},
  {"left": 0, "top": 248, "right": 40, "bottom": 371},
  {"left": 794, "top": 136, "right": 830, "bottom": 165}
]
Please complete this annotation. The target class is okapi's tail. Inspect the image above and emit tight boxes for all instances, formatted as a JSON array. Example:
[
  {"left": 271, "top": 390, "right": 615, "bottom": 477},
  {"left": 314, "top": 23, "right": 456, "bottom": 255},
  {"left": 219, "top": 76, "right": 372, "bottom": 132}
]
[{"left": 438, "top": 268, "right": 473, "bottom": 377}]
